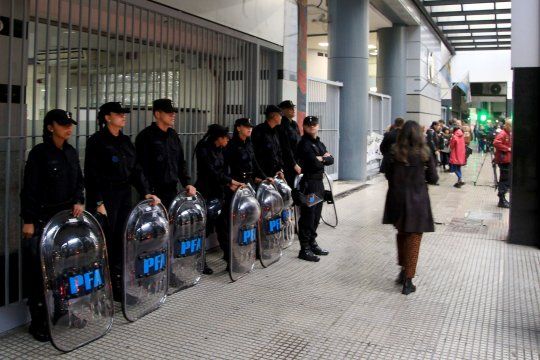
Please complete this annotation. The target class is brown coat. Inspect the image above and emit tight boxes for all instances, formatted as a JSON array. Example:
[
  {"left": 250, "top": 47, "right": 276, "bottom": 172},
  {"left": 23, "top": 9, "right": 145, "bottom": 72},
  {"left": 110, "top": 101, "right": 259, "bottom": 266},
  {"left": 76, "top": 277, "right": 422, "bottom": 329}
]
[{"left": 383, "top": 150, "right": 438, "bottom": 233}]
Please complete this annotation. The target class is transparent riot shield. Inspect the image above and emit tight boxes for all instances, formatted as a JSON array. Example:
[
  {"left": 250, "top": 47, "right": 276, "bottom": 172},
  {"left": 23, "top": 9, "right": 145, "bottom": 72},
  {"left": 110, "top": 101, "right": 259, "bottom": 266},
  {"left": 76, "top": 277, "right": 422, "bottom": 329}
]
[
  {"left": 293, "top": 174, "right": 303, "bottom": 234},
  {"left": 167, "top": 192, "right": 206, "bottom": 294},
  {"left": 40, "top": 210, "right": 113, "bottom": 352},
  {"left": 256, "top": 180, "right": 284, "bottom": 268},
  {"left": 229, "top": 185, "right": 261, "bottom": 282},
  {"left": 123, "top": 200, "right": 169, "bottom": 322},
  {"left": 273, "top": 177, "right": 295, "bottom": 249},
  {"left": 321, "top": 172, "right": 338, "bottom": 228}
]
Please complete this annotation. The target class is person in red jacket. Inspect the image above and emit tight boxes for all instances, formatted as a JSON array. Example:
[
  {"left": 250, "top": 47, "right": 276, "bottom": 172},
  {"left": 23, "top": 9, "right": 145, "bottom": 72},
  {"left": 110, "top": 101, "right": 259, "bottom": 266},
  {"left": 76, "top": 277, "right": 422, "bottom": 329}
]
[
  {"left": 449, "top": 126, "right": 466, "bottom": 188},
  {"left": 493, "top": 120, "right": 512, "bottom": 208}
]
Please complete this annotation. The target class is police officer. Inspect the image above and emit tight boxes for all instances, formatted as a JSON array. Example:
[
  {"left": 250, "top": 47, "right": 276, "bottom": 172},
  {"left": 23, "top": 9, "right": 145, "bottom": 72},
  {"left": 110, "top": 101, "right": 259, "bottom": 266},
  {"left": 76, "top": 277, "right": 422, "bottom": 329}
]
[
  {"left": 296, "top": 116, "right": 333, "bottom": 262},
  {"left": 20, "top": 109, "right": 84, "bottom": 341},
  {"left": 84, "top": 102, "right": 160, "bottom": 300},
  {"left": 251, "top": 105, "right": 285, "bottom": 180},
  {"left": 195, "top": 124, "right": 243, "bottom": 272},
  {"left": 277, "top": 100, "right": 302, "bottom": 187},
  {"left": 135, "top": 99, "right": 196, "bottom": 209},
  {"left": 225, "top": 118, "right": 267, "bottom": 186}
]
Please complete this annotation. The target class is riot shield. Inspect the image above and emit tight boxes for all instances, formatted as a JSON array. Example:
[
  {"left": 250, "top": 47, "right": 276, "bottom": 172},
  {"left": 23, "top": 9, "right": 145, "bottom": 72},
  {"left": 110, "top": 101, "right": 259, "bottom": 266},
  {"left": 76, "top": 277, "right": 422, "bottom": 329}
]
[
  {"left": 293, "top": 174, "right": 303, "bottom": 234},
  {"left": 229, "top": 185, "right": 261, "bottom": 282},
  {"left": 123, "top": 200, "right": 169, "bottom": 322},
  {"left": 273, "top": 177, "right": 295, "bottom": 249},
  {"left": 256, "top": 180, "right": 284, "bottom": 268},
  {"left": 321, "top": 172, "right": 338, "bottom": 228},
  {"left": 167, "top": 192, "right": 206, "bottom": 294},
  {"left": 40, "top": 210, "right": 113, "bottom": 352}
]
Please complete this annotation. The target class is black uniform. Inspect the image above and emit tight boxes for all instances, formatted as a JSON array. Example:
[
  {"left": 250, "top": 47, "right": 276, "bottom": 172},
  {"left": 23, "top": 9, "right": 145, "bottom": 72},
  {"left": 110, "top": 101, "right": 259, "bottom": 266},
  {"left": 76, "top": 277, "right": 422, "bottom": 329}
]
[
  {"left": 296, "top": 134, "right": 334, "bottom": 249},
  {"left": 251, "top": 121, "right": 284, "bottom": 178},
  {"left": 195, "top": 140, "right": 232, "bottom": 260},
  {"left": 379, "top": 128, "right": 400, "bottom": 174},
  {"left": 225, "top": 135, "right": 266, "bottom": 184},
  {"left": 84, "top": 126, "right": 150, "bottom": 298},
  {"left": 135, "top": 122, "right": 191, "bottom": 209},
  {"left": 277, "top": 116, "right": 301, "bottom": 187},
  {"left": 20, "top": 137, "right": 84, "bottom": 337}
]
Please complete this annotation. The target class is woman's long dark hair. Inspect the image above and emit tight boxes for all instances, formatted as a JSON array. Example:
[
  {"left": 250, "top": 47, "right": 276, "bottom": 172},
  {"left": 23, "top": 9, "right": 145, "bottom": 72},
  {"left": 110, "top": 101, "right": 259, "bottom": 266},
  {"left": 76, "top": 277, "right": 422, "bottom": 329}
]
[{"left": 394, "top": 120, "right": 430, "bottom": 163}]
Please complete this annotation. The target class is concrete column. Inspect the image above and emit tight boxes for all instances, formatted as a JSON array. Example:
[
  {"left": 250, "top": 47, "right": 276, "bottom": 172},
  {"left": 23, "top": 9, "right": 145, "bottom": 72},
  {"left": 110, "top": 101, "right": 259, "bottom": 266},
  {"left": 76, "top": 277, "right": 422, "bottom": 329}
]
[
  {"left": 509, "top": 0, "right": 540, "bottom": 247},
  {"left": 377, "top": 25, "right": 407, "bottom": 121},
  {"left": 328, "top": 0, "right": 369, "bottom": 180}
]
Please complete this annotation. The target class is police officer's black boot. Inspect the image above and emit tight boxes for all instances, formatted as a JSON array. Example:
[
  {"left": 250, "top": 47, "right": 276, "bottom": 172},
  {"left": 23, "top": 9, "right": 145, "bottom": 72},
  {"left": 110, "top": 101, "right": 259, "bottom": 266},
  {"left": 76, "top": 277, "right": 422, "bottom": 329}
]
[
  {"left": 310, "top": 241, "right": 329, "bottom": 256},
  {"left": 28, "top": 302, "right": 50, "bottom": 342},
  {"left": 298, "top": 247, "right": 320, "bottom": 262},
  {"left": 498, "top": 194, "right": 510, "bottom": 208},
  {"left": 203, "top": 262, "right": 213, "bottom": 275},
  {"left": 402, "top": 278, "right": 416, "bottom": 295}
]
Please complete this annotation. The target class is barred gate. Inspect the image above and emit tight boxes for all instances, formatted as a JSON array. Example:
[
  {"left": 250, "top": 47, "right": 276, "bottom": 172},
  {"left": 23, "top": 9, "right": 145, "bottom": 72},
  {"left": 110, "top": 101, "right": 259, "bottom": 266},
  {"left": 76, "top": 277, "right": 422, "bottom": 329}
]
[
  {"left": 306, "top": 77, "right": 342, "bottom": 179},
  {"left": 0, "top": 0, "right": 282, "bottom": 333}
]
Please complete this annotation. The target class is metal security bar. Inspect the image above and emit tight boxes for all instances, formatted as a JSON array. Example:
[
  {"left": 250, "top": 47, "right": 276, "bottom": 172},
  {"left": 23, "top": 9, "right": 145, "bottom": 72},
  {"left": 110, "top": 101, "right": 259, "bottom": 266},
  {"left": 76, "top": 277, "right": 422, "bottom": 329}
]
[
  {"left": 306, "top": 77, "right": 342, "bottom": 179},
  {"left": 367, "top": 91, "right": 392, "bottom": 176},
  {"left": 0, "top": 0, "right": 281, "bottom": 332}
]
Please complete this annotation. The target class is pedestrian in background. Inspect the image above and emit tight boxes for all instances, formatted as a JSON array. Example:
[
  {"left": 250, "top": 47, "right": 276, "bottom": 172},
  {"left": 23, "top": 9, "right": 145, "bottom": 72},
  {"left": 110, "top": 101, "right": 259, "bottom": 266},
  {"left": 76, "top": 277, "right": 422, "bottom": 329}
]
[
  {"left": 383, "top": 120, "right": 438, "bottom": 295},
  {"left": 449, "top": 125, "right": 466, "bottom": 188},
  {"left": 493, "top": 119, "right": 512, "bottom": 208}
]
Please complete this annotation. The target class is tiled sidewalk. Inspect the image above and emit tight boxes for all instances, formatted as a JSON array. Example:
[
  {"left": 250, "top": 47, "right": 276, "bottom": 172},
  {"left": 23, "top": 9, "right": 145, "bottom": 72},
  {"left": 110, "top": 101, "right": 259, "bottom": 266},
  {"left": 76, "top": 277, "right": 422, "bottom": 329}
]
[{"left": 1, "top": 152, "right": 538, "bottom": 359}]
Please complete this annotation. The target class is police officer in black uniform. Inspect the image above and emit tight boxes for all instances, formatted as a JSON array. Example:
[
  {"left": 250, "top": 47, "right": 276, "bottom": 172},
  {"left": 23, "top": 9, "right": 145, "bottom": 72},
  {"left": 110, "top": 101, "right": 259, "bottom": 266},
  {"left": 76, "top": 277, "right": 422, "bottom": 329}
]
[
  {"left": 195, "top": 124, "right": 243, "bottom": 272},
  {"left": 277, "top": 100, "right": 302, "bottom": 187},
  {"left": 296, "top": 116, "right": 333, "bottom": 262},
  {"left": 84, "top": 102, "right": 160, "bottom": 300},
  {"left": 135, "top": 99, "right": 196, "bottom": 209},
  {"left": 225, "top": 118, "right": 267, "bottom": 186},
  {"left": 20, "top": 109, "right": 84, "bottom": 341},
  {"left": 251, "top": 105, "right": 285, "bottom": 180}
]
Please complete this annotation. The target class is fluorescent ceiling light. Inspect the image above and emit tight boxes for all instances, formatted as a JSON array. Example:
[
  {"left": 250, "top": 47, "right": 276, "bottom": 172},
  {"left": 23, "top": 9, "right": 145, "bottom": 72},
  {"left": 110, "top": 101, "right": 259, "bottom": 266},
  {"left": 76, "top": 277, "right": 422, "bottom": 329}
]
[
  {"left": 318, "top": 42, "right": 329, "bottom": 47},
  {"left": 368, "top": 44, "right": 377, "bottom": 49}
]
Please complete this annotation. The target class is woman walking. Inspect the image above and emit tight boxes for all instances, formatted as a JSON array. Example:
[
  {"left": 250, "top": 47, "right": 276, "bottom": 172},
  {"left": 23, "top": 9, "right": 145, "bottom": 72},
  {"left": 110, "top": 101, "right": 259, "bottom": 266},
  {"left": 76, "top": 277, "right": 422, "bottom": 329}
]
[{"left": 383, "top": 120, "right": 438, "bottom": 295}]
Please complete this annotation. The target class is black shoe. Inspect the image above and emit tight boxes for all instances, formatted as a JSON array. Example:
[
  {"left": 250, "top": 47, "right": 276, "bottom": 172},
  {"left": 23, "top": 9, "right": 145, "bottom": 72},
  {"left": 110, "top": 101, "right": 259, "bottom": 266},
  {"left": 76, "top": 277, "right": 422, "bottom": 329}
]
[
  {"left": 203, "top": 263, "right": 214, "bottom": 275},
  {"left": 298, "top": 248, "right": 320, "bottom": 262},
  {"left": 459, "top": 180, "right": 466, "bottom": 185},
  {"left": 453, "top": 182, "right": 462, "bottom": 188},
  {"left": 402, "top": 278, "right": 416, "bottom": 295},
  {"left": 498, "top": 196, "right": 510, "bottom": 208},
  {"left": 29, "top": 323, "right": 50, "bottom": 342},
  {"left": 395, "top": 270, "right": 405, "bottom": 285},
  {"left": 310, "top": 243, "right": 329, "bottom": 256}
]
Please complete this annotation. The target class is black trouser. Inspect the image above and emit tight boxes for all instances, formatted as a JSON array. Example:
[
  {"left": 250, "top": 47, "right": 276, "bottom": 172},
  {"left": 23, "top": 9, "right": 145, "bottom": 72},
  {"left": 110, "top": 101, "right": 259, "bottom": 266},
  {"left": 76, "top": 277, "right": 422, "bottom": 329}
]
[
  {"left": 285, "top": 167, "right": 297, "bottom": 189},
  {"left": 298, "top": 178, "right": 324, "bottom": 248},
  {"left": 154, "top": 183, "right": 178, "bottom": 211},
  {"left": 97, "top": 185, "right": 133, "bottom": 300},
  {"left": 22, "top": 223, "right": 47, "bottom": 332},
  {"left": 203, "top": 195, "right": 230, "bottom": 263},
  {"left": 498, "top": 163, "right": 511, "bottom": 196}
]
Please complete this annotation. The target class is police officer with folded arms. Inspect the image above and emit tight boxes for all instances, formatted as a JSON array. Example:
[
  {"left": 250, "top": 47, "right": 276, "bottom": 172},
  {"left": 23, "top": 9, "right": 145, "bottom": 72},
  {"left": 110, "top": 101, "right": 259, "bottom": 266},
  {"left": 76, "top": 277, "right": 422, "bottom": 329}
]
[
  {"left": 277, "top": 100, "right": 302, "bottom": 187},
  {"left": 135, "top": 99, "right": 196, "bottom": 209},
  {"left": 20, "top": 109, "right": 84, "bottom": 341},
  {"left": 296, "top": 116, "right": 333, "bottom": 262},
  {"left": 84, "top": 102, "right": 160, "bottom": 300},
  {"left": 194, "top": 124, "right": 243, "bottom": 272},
  {"left": 251, "top": 105, "right": 285, "bottom": 180}
]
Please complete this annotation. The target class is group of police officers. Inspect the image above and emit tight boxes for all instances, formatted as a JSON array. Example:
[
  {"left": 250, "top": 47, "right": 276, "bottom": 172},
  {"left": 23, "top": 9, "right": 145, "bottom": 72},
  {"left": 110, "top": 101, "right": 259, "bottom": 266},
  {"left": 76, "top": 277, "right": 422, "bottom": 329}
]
[{"left": 20, "top": 98, "right": 334, "bottom": 342}]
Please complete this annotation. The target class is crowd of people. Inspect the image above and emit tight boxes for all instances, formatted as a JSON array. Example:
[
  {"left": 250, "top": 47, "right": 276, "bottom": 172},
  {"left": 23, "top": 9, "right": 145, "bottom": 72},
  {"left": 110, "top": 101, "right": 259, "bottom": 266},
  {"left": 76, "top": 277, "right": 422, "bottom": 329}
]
[
  {"left": 20, "top": 99, "right": 334, "bottom": 342},
  {"left": 380, "top": 116, "right": 513, "bottom": 295}
]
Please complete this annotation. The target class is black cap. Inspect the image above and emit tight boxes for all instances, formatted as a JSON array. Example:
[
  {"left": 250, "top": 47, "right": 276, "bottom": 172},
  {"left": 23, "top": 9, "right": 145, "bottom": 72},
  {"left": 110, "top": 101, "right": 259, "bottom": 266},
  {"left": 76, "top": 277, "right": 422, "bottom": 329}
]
[
  {"left": 234, "top": 118, "right": 254, "bottom": 128},
  {"left": 207, "top": 124, "right": 229, "bottom": 138},
  {"left": 303, "top": 116, "right": 319, "bottom": 126},
  {"left": 278, "top": 100, "right": 295, "bottom": 109},
  {"left": 44, "top": 109, "right": 77, "bottom": 126},
  {"left": 152, "top": 98, "right": 178, "bottom": 113},
  {"left": 98, "top": 102, "right": 131, "bottom": 118},
  {"left": 264, "top": 105, "right": 282, "bottom": 116}
]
